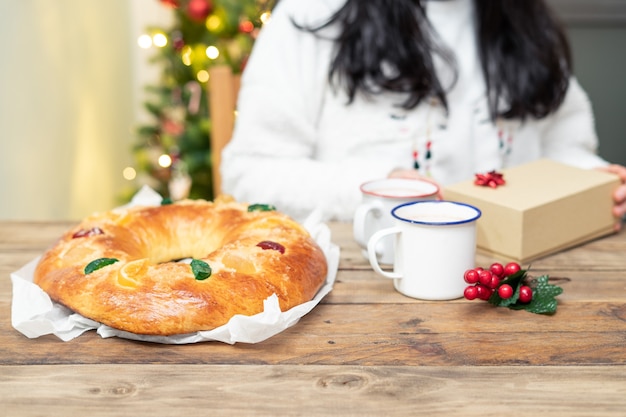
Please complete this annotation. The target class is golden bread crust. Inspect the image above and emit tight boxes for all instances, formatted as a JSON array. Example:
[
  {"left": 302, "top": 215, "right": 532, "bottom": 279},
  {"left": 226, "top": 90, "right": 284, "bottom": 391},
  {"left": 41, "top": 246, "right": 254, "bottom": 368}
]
[{"left": 33, "top": 199, "right": 328, "bottom": 335}]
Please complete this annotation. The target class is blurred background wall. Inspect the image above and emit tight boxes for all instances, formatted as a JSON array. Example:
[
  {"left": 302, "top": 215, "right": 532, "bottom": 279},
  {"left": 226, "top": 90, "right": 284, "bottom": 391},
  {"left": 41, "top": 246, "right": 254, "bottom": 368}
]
[
  {"left": 0, "top": 0, "right": 169, "bottom": 221},
  {"left": 0, "top": 0, "right": 624, "bottom": 221},
  {"left": 552, "top": 0, "right": 626, "bottom": 169}
]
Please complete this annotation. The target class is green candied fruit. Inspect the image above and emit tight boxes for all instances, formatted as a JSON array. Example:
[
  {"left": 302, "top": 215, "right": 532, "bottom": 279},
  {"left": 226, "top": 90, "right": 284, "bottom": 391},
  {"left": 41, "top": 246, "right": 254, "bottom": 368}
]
[
  {"left": 191, "top": 259, "right": 212, "bottom": 281},
  {"left": 84, "top": 258, "right": 119, "bottom": 275},
  {"left": 247, "top": 203, "right": 276, "bottom": 212},
  {"left": 161, "top": 197, "right": 173, "bottom": 205}
]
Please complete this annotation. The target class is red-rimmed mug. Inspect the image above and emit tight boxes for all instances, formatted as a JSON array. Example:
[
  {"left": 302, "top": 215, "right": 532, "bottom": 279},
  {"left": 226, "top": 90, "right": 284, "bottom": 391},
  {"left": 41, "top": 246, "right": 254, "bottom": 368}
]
[{"left": 353, "top": 178, "right": 439, "bottom": 264}]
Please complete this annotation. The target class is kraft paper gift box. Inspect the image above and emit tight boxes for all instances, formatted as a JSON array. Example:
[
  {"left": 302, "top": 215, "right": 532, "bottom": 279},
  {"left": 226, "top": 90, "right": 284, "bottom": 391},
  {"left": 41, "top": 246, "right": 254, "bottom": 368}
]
[{"left": 444, "top": 159, "right": 620, "bottom": 264}]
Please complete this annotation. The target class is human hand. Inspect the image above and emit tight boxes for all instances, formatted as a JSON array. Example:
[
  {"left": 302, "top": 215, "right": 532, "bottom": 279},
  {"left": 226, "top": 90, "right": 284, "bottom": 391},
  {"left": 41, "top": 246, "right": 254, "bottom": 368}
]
[
  {"left": 388, "top": 168, "right": 444, "bottom": 199},
  {"left": 596, "top": 164, "right": 626, "bottom": 231}
]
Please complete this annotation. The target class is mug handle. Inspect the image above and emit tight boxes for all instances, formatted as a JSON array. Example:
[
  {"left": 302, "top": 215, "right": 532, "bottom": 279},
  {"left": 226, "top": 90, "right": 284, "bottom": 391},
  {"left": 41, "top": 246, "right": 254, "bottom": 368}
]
[
  {"left": 353, "top": 201, "right": 384, "bottom": 249},
  {"left": 367, "top": 227, "right": 401, "bottom": 279}
]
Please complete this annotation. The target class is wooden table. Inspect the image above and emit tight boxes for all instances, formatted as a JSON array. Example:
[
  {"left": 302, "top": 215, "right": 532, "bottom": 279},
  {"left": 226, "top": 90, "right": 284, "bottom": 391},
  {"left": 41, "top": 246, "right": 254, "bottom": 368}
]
[{"left": 1, "top": 221, "right": 625, "bottom": 416}]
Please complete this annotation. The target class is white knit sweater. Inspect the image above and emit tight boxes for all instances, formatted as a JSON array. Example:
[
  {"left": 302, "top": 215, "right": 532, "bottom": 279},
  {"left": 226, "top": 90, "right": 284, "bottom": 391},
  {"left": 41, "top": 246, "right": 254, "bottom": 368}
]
[{"left": 222, "top": 0, "right": 607, "bottom": 221}]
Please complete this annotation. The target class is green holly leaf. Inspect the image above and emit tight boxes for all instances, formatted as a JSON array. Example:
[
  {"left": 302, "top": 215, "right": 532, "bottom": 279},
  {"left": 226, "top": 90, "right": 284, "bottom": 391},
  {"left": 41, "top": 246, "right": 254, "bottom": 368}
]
[
  {"left": 84, "top": 258, "right": 119, "bottom": 275},
  {"left": 488, "top": 269, "right": 525, "bottom": 307},
  {"left": 487, "top": 269, "right": 563, "bottom": 314},
  {"left": 510, "top": 275, "right": 563, "bottom": 315},
  {"left": 247, "top": 203, "right": 276, "bottom": 212},
  {"left": 191, "top": 259, "right": 212, "bottom": 281}
]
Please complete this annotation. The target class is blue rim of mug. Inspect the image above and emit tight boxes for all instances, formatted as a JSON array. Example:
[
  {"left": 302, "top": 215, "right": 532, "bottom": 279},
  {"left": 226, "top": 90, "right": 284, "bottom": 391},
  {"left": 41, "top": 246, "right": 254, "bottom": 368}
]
[
  {"left": 360, "top": 178, "right": 439, "bottom": 199},
  {"left": 391, "top": 200, "right": 482, "bottom": 225}
]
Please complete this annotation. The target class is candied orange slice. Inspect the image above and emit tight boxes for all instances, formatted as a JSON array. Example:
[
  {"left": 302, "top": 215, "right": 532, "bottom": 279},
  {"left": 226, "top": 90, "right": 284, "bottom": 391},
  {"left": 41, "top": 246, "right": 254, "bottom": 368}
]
[
  {"left": 221, "top": 252, "right": 257, "bottom": 275},
  {"left": 117, "top": 259, "right": 148, "bottom": 288},
  {"left": 108, "top": 209, "right": 133, "bottom": 227}
]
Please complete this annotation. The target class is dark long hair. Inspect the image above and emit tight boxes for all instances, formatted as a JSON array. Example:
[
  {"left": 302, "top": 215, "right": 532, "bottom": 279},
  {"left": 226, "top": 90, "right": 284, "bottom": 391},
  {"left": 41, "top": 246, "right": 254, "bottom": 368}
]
[{"left": 296, "top": 0, "right": 572, "bottom": 120}]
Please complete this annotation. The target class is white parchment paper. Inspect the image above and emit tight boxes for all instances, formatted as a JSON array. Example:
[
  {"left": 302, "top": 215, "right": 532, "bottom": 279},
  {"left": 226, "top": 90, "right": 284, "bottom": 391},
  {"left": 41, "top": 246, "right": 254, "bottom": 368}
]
[{"left": 10, "top": 186, "right": 340, "bottom": 344}]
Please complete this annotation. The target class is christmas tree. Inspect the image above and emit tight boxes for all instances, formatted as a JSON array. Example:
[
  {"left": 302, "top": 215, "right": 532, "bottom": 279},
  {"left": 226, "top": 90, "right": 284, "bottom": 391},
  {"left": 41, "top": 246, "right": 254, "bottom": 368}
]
[{"left": 128, "top": 0, "right": 272, "bottom": 202}]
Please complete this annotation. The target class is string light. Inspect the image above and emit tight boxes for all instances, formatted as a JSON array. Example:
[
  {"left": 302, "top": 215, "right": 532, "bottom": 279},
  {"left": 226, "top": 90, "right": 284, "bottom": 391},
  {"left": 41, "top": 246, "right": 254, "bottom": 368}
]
[
  {"left": 206, "top": 45, "right": 219, "bottom": 59},
  {"left": 137, "top": 34, "right": 152, "bottom": 49},
  {"left": 260, "top": 11, "right": 271, "bottom": 24},
  {"left": 197, "top": 70, "right": 209, "bottom": 83},
  {"left": 122, "top": 167, "right": 137, "bottom": 181},
  {"left": 158, "top": 154, "right": 173, "bottom": 168},
  {"left": 153, "top": 33, "right": 168, "bottom": 47},
  {"left": 206, "top": 15, "right": 222, "bottom": 32},
  {"left": 181, "top": 45, "right": 192, "bottom": 66}
]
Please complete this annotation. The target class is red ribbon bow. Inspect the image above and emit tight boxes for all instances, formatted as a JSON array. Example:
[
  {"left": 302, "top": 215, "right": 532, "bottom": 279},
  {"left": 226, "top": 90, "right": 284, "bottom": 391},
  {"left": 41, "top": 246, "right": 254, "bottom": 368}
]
[{"left": 474, "top": 171, "right": 506, "bottom": 188}]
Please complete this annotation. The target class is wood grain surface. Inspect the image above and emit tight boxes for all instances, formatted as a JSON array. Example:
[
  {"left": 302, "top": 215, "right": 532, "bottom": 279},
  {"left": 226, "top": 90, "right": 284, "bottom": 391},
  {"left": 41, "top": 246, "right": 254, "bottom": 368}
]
[{"left": 1, "top": 220, "right": 625, "bottom": 416}]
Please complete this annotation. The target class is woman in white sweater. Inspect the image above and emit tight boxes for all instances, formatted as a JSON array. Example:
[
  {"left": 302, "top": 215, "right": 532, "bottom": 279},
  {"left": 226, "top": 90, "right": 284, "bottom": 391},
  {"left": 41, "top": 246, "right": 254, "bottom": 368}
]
[{"left": 222, "top": 0, "right": 626, "bottom": 224}]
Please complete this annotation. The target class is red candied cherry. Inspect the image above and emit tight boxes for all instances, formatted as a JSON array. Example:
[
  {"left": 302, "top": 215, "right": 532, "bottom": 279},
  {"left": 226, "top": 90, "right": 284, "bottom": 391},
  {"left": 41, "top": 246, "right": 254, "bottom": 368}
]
[
  {"left": 464, "top": 269, "right": 480, "bottom": 284},
  {"left": 488, "top": 275, "right": 501, "bottom": 289},
  {"left": 489, "top": 262, "right": 504, "bottom": 277},
  {"left": 256, "top": 240, "right": 285, "bottom": 254},
  {"left": 503, "top": 262, "right": 521, "bottom": 277},
  {"left": 476, "top": 284, "right": 493, "bottom": 301},
  {"left": 478, "top": 270, "right": 493, "bottom": 286},
  {"left": 519, "top": 285, "right": 533, "bottom": 303},
  {"left": 497, "top": 284, "right": 514, "bottom": 299},
  {"left": 464, "top": 286, "right": 478, "bottom": 300}
]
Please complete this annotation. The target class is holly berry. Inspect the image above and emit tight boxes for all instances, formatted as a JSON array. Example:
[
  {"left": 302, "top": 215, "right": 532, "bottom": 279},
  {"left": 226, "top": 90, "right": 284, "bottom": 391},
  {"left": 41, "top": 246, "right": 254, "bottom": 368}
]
[
  {"left": 488, "top": 275, "right": 501, "bottom": 289},
  {"left": 519, "top": 286, "right": 533, "bottom": 303},
  {"left": 503, "top": 262, "right": 521, "bottom": 277},
  {"left": 478, "top": 270, "right": 493, "bottom": 286},
  {"left": 463, "top": 262, "right": 522, "bottom": 302},
  {"left": 464, "top": 269, "right": 479, "bottom": 284},
  {"left": 498, "top": 284, "right": 514, "bottom": 299},
  {"left": 461, "top": 262, "right": 561, "bottom": 313},
  {"left": 489, "top": 262, "right": 504, "bottom": 277},
  {"left": 464, "top": 286, "right": 478, "bottom": 300},
  {"left": 476, "top": 284, "right": 493, "bottom": 301}
]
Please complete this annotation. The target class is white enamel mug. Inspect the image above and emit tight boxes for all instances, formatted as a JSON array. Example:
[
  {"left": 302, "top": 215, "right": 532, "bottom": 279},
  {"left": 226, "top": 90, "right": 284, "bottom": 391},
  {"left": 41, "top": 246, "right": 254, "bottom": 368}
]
[
  {"left": 353, "top": 178, "right": 439, "bottom": 264},
  {"left": 367, "top": 200, "right": 481, "bottom": 300}
]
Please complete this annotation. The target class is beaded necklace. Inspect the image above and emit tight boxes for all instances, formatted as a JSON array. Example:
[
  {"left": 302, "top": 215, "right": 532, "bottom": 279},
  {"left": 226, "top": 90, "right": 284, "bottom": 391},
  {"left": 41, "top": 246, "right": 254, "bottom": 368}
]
[
  {"left": 411, "top": 98, "right": 438, "bottom": 177},
  {"left": 496, "top": 117, "right": 514, "bottom": 165},
  {"left": 411, "top": 102, "right": 515, "bottom": 176}
]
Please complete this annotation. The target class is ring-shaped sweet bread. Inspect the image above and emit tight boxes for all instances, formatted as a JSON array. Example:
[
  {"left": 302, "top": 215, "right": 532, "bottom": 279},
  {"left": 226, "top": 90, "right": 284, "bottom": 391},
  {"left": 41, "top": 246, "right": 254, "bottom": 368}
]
[{"left": 33, "top": 198, "right": 328, "bottom": 336}]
